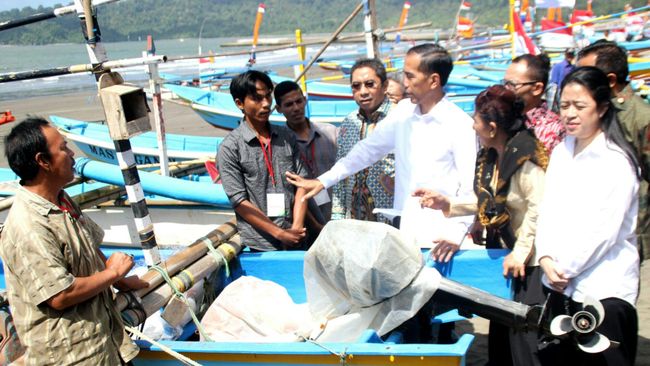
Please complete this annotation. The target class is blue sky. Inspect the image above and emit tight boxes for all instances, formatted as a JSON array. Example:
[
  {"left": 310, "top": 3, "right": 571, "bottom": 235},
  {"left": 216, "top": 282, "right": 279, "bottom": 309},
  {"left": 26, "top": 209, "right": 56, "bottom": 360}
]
[{"left": 0, "top": 1, "right": 69, "bottom": 12}]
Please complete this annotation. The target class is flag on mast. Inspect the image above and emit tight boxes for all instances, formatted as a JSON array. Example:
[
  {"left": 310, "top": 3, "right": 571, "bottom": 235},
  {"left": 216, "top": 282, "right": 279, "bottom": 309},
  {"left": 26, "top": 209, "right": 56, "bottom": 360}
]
[
  {"left": 460, "top": 1, "right": 472, "bottom": 10},
  {"left": 513, "top": 4, "right": 540, "bottom": 56}
]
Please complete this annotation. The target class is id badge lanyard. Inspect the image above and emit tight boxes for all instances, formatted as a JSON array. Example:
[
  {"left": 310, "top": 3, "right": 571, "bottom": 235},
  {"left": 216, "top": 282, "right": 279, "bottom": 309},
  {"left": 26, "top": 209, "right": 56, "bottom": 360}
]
[{"left": 259, "top": 135, "right": 285, "bottom": 217}]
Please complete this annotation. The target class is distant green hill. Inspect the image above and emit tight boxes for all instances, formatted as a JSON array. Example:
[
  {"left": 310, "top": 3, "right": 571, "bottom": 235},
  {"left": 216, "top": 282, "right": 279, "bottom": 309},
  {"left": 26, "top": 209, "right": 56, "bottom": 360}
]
[{"left": 0, "top": 0, "right": 645, "bottom": 45}]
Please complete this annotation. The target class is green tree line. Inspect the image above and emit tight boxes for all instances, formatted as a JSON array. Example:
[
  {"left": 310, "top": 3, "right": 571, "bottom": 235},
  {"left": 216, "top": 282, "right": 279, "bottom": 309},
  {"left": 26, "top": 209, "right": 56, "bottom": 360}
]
[{"left": 0, "top": 0, "right": 645, "bottom": 45}]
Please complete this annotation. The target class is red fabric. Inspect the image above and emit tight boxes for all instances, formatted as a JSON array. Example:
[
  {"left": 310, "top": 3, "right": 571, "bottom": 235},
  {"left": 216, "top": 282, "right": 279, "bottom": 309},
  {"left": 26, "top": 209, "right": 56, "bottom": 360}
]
[
  {"left": 541, "top": 19, "right": 572, "bottom": 35},
  {"left": 513, "top": 10, "right": 539, "bottom": 55},
  {"left": 571, "top": 9, "right": 594, "bottom": 25},
  {"left": 205, "top": 161, "right": 221, "bottom": 183}
]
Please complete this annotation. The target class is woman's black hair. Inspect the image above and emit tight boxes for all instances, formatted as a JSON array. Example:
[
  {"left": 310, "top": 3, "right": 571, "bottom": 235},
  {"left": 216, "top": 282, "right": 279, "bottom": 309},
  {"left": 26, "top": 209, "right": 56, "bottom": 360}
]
[{"left": 561, "top": 66, "right": 640, "bottom": 178}]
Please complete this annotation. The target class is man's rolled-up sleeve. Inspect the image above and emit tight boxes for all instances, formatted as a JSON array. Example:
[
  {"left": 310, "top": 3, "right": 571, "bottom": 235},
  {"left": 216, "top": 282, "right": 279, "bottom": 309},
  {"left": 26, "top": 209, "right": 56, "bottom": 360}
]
[{"left": 217, "top": 141, "right": 249, "bottom": 207}]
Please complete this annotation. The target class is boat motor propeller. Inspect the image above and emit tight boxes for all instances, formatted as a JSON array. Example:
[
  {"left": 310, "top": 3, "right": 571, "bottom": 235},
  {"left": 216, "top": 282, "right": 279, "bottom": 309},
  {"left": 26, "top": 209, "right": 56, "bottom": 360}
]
[{"left": 549, "top": 296, "right": 612, "bottom": 353}]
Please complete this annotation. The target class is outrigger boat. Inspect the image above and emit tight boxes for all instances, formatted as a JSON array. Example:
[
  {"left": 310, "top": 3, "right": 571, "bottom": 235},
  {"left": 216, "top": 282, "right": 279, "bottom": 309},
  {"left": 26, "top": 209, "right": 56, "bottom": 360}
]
[
  {"left": 164, "top": 83, "right": 358, "bottom": 130},
  {"left": 51, "top": 115, "right": 220, "bottom": 165}
]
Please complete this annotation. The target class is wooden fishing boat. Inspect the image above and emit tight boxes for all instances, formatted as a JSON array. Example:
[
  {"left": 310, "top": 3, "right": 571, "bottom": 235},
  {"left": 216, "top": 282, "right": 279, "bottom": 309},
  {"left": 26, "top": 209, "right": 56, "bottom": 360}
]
[
  {"left": 165, "top": 84, "right": 358, "bottom": 130},
  {"left": 0, "top": 229, "right": 515, "bottom": 365},
  {"left": 51, "top": 115, "right": 220, "bottom": 165}
]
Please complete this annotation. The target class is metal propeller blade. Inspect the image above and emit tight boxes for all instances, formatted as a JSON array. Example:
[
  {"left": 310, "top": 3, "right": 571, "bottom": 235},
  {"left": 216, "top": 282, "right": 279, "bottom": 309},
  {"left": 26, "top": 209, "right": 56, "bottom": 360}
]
[
  {"left": 582, "top": 295, "right": 605, "bottom": 327},
  {"left": 550, "top": 314, "right": 573, "bottom": 336},
  {"left": 578, "top": 332, "right": 611, "bottom": 354}
]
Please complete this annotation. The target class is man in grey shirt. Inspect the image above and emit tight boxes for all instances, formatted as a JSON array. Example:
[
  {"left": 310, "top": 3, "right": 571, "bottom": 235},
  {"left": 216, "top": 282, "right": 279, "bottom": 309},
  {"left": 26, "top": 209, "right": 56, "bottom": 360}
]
[
  {"left": 274, "top": 80, "right": 338, "bottom": 221},
  {"left": 217, "top": 71, "right": 309, "bottom": 251}
]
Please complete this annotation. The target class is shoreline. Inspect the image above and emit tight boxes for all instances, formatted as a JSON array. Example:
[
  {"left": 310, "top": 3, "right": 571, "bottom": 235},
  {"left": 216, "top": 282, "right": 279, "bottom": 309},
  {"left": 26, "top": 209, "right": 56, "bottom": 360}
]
[{"left": 0, "top": 90, "right": 649, "bottom": 365}]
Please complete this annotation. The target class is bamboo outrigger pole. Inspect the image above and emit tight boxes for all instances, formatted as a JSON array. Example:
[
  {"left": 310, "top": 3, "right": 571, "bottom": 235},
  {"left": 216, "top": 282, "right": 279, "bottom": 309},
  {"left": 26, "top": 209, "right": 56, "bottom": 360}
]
[
  {"left": 0, "top": 0, "right": 120, "bottom": 32},
  {"left": 115, "top": 220, "right": 238, "bottom": 312},
  {"left": 0, "top": 55, "right": 166, "bottom": 84},
  {"left": 293, "top": 2, "right": 364, "bottom": 83}
]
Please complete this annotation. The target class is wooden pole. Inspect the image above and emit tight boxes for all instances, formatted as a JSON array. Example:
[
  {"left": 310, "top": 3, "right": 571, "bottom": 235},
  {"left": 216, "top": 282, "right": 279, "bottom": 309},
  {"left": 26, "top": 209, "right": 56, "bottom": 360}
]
[
  {"left": 294, "top": 29, "right": 308, "bottom": 93},
  {"left": 144, "top": 35, "right": 170, "bottom": 177},
  {"left": 293, "top": 2, "right": 364, "bottom": 83},
  {"left": 115, "top": 219, "right": 238, "bottom": 312},
  {"left": 0, "top": 0, "right": 119, "bottom": 32},
  {"left": 395, "top": 1, "right": 411, "bottom": 45},
  {"left": 248, "top": 3, "right": 266, "bottom": 66},
  {"left": 363, "top": 0, "right": 380, "bottom": 59},
  {"left": 0, "top": 55, "right": 166, "bottom": 84}
]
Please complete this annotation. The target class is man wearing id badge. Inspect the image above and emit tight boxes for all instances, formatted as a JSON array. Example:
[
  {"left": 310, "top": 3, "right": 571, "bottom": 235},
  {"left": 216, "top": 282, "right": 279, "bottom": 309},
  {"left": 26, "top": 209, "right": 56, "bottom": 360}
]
[
  {"left": 274, "top": 80, "right": 337, "bottom": 222},
  {"left": 218, "top": 70, "right": 311, "bottom": 251}
]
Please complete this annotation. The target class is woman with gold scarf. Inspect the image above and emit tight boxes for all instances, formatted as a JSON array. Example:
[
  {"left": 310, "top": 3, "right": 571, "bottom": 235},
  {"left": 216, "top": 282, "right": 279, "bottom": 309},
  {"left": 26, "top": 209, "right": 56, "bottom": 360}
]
[{"left": 413, "top": 85, "right": 549, "bottom": 366}]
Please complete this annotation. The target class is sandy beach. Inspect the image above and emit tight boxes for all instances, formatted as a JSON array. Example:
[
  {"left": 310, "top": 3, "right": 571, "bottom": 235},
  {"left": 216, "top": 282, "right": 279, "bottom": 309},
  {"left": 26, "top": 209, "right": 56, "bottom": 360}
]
[{"left": 0, "top": 91, "right": 649, "bottom": 365}]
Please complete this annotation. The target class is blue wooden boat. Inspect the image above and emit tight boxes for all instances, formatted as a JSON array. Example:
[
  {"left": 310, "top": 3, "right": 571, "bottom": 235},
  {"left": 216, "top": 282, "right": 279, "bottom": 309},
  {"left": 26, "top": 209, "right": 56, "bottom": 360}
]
[
  {"left": 135, "top": 247, "right": 511, "bottom": 365},
  {"left": 269, "top": 74, "right": 353, "bottom": 101},
  {"left": 165, "top": 84, "right": 358, "bottom": 130},
  {"left": 51, "top": 115, "right": 221, "bottom": 165},
  {"left": 0, "top": 245, "right": 508, "bottom": 365}
]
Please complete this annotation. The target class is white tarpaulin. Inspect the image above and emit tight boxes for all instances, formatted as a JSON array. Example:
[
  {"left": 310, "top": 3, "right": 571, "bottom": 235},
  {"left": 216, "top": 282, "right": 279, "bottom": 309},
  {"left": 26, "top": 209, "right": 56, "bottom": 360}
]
[
  {"left": 303, "top": 220, "right": 441, "bottom": 342},
  {"left": 200, "top": 220, "right": 441, "bottom": 343},
  {"left": 535, "top": 0, "right": 576, "bottom": 8}
]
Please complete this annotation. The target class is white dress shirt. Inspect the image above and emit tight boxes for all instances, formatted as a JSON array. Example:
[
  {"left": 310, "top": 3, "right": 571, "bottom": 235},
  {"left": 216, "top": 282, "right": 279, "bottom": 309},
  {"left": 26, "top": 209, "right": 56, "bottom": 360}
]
[
  {"left": 318, "top": 97, "right": 477, "bottom": 211},
  {"left": 536, "top": 132, "right": 640, "bottom": 306}
]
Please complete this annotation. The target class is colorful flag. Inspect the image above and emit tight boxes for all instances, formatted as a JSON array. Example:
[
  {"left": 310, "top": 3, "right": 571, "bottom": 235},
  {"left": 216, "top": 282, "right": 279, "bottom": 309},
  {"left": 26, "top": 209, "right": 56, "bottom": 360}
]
[
  {"left": 513, "top": 9, "right": 540, "bottom": 55},
  {"left": 460, "top": 1, "right": 472, "bottom": 10}
]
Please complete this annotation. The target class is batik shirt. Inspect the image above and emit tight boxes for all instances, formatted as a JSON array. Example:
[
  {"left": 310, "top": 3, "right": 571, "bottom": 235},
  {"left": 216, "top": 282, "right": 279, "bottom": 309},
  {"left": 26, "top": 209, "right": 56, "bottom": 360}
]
[
  {"left": 525, "top": 102, "right": 565, "bottom": 154},
  {"left": 332, "top": 99, "right": 395, "bottom": 222},
  {"left": 0, "top": 187, "right": 138, "bottom": 365}
]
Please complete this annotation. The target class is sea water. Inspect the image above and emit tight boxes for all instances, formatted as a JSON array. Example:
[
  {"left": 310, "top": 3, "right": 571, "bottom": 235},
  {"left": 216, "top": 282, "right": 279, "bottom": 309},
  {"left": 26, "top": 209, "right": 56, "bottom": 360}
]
[
  {"left": 0, "top": 36, "right": 367, "bottom": 102},
  {"left": 0, "top": 37, "right": 237, "bottom": 101}
]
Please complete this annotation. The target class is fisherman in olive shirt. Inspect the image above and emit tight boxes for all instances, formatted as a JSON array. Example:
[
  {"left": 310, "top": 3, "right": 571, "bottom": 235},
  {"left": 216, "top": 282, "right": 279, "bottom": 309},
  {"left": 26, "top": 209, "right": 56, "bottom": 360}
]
[{"left": 0, "top": 117, "right": 147, "bottom": 365}]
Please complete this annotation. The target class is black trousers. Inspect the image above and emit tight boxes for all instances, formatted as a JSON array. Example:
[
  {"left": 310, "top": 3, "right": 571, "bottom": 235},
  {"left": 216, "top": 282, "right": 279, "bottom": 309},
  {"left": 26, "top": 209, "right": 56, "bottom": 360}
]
[
  {"left": 487, "top": 266, "right": 546, "bottom": 366},
  {"left": 539, "top": 291, "right": 638, "bottom": 366}
]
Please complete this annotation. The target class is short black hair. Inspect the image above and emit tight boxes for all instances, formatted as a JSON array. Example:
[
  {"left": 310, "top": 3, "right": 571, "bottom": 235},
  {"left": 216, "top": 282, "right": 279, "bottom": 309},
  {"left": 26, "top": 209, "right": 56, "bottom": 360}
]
[
  {"left": 512, "top": 53, "right": 551, "bottom": 89},
  {"left": 5, "top": 116, "right": 50, "bottom": 183},
  {"left": 273, "top": 80, "right": 302, "bottom": 106},
  {"left": 349, "top": 58, "right": 387, "bottom": 84},
  {"left": 406, "top": 43, "right": 453, "bottom": 86},
  {"left": 229, "top": 70, "right": 274, "bottom": 103},
  {"left": 577, "top": 40, "right": 628, "bottom": 85}
]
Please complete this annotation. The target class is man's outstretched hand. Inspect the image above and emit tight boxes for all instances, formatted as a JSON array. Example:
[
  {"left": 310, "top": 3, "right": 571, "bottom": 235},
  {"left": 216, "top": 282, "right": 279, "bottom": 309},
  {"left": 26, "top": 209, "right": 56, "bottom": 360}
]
[{"left": 285, "top": 172, "right": 325, "bottom": 202}]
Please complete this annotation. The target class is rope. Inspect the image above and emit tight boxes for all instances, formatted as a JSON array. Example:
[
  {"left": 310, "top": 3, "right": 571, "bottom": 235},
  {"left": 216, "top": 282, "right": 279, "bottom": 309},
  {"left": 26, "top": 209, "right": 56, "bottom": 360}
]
[
  {"left": 297, "top": 333, "right": 348, "bottom": 364},
  {"left": 125, "top": 325, "right": 203, "bottom": 366},
  {"left": 150, "top": 265, "right": 213, "bottom": 342},
  {"left": 202, "top": 237, "right": 230, "bottom": 278}
]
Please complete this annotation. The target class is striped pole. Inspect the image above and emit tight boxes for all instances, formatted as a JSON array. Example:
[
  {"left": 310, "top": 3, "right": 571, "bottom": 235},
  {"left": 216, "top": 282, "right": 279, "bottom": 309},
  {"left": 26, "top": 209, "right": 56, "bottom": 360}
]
[
  {"left": 74, "top": 0, "right": 161, "bottom": 267},
  {"left": 115, "top": 140, "right": 161, "bottom": 266},
  {"left": 395, "top": 1, "right": 411, "bottom": 45},
  {"left": 248, "top": 3, "right": 266, "bottom": 66},
  {"left": 0, "top": 0, "right": 119, "bottom": 32}
]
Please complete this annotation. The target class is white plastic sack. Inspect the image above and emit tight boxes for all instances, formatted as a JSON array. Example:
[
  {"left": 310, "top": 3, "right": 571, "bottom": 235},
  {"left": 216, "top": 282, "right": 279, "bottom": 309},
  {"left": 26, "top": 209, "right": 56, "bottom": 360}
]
[
  {"left": 199, "top": 276, "right": 313, "bottom": 342},
  {"left": 200, "top": 220, "right": 441, "bottom": 343},
  {"left": 304, "top": 220, "right": 441, "bottom": 342}
]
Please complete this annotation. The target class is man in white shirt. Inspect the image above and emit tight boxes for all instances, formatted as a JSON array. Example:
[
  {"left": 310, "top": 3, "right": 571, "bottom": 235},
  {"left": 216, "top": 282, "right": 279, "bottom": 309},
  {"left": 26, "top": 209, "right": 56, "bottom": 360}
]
[{"left": 286, "top": 43, "right": 477, "bottom": 242}]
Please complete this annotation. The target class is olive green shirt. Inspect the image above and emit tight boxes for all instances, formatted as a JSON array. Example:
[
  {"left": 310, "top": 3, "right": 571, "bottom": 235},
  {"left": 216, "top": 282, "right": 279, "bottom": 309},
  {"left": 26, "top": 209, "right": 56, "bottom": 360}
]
[
  {"left": 613, "top": 85, "right": 650, "bottom": 260},
  {"left": 0, "top": 187, "right": 138, "bottom": 365}
]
